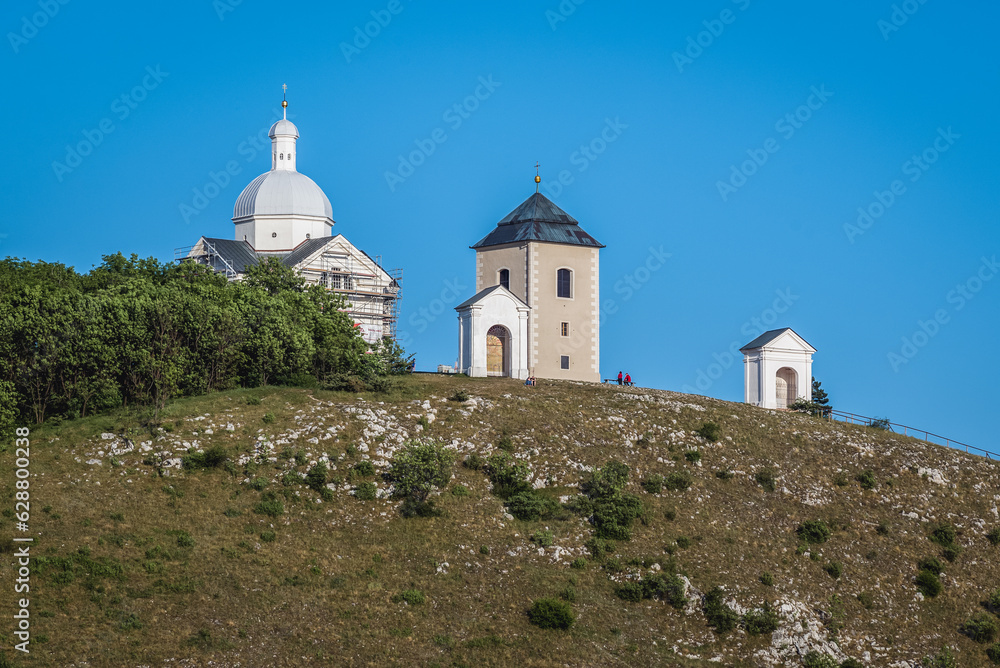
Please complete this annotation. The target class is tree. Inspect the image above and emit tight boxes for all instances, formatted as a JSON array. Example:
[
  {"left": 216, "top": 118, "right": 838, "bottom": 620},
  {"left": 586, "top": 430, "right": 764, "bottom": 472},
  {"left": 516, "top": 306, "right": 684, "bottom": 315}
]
[
  {"left": 387, "top": 442, "right": 455, "bottom": 514},
  {"left": 812, "top": 377, "right": 831, "bottom": 409}
]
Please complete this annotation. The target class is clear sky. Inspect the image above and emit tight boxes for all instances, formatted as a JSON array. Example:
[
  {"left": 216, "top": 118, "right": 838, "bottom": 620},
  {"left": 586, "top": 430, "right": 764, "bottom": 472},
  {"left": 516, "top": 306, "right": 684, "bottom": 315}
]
[{"left": 3, "top": 1, "right": 998, "bottom": 450}]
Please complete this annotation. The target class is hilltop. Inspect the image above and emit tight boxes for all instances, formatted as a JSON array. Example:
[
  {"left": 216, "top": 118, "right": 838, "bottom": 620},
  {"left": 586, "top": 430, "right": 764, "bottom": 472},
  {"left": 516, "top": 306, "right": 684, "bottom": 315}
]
[{"left": 3, "top": 375, "right": 1000, "bottom": 667}]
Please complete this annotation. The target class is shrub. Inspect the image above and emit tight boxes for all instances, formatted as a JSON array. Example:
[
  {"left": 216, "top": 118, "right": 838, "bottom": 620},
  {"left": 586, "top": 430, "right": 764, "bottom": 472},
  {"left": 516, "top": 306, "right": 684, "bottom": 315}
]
[
  {"left": 961, "top": 613, "right": 999, "bottom": 644},
  {"left": 353, "top": 460, "right": 376, "bottom": 477},
  {"left": 260, "top": 531, "right": 276, "bottom": 543},
  {"left": 664, "top": 509, "right": 677, "bottom": 521},
  {"left": 715, "top": 469, "right": 734, "bottom": 481},
  {"left": 451, "top": 484, "right": 469, "bottom": 497},
  {"left": 856, "top": 592, "right": 874, "bottom": 609},
  {"left": 584, "top": 537, "right": 616, "bottom": 560},
  {"left": 527, "top": 598, "right": 574, "bottom": 630},
  {"left": 463, "top": 453, "right": 484, "bottom": 471},
  {"left": 642, "top": 475, "right": 664, "bottom": 494},
  {"left": 570, "top": 558, "right": 586, "bottom": 570},
  {"left": 915, "top": 570, "right": 943, "bottom": 597},
  {"left": 479, "top": 545, "right": 490, "bottom": 555},
  {"left": 485, "top": 452, "right": 531, "bottom": 499},
  {"left": 592, "top": 493, "right": 644, "bottom": 541},
  {"left": 305, "top": 463, "right": 328, "bottom": 491},
  {"left": 354, "top": 482, "right": 377, "bottom": 501},
  {"left": 876, "top": 522, "right": 890, "bottom": 536},
  {"left": 386, "top": 442, "right": 455, "bottom": 505},
  {"left": 506, "top": 491, "right": 559, "bottom": 522},
  {"left": 696, "top": 422, "right": 722, "bottom": 441},
  {"left": 394, "top": 589, "right": 425, "bottom": 605},
  {"left": 253, "top": 492, "right": 284, "bottom": 517},
  {"left": 584, "top": 460, "right": 630, "bottom": 499},
  {"left": 496, "top": 435, "right": 514, "bottom": 452},
  {"left": 760, "top": 572, "right": 775, "bottom": 587},
  {"left": 918, "top": 557, "right": 944, "bottom": 575},
  {"left": 684, "top": 450, "right": 701, "bottom": 463},
  {"left": 802, "top": 652, "right": 838, "bottom": 668},
  {"left": 262, "top": 412, "right": 276, "bottom": 424},
  {"left": 833, "top": 472, "right": 850, "bottom": 487},
  {"left": 988, "top": 528, "right": 1000, "bottom": 546},
  {"left": 755, "top": 469, "right": 777, "bottom": 492},
  {"left": 531, "top": 530, "right": 554, "bottom": 547},
  {"left": 742, "top": 602, "right": 779, "bottom": 635},
  {"left": 987, "top": 644, "right": 1000, "bottom": 665},
  {"left": 182, "top": 445, "right": 228, "bottom": 470},
  {"left": 675, "top": 536, "right": 691, "bottom": 550},
  {"left": 824, "top": 561, "right": 843, "bottom": 579},
  {"left": 942, "top": 545, "right": 963, "bottom": 562},
  {"left": 663, "top": 471, "right": 693, "bottom": 492},
  {"left": 869, "top": 417, "right": 891, "bottom": 431},
  {"left": 245, "top": 395, "right": 262, "bottom": 406},
  {"left": 449, "top": 390, "right": 469, "bottom": 402},
  {"left": 930, "top": 524, "right": 959, "bottom": 548},
  {"left": 988, "top": 588, "right": 1000, "bottom": 613},
  {"left": 922, "top": 647, "right": 956, "bottom": 668},
  {"left": 617, "top": 574, "right": 686, "bottom": 609},
  {"left": 248, "top": 477, "right": 268, "bottom": 491},
  {"left": 856, "top": 470, "right": 877, "bottom": 490},
  {"left": 703, "top": 586, "right": 738, "bottom": 633},
  {"left": 797, "top": 520, "right": 831, "bottom": 544}
]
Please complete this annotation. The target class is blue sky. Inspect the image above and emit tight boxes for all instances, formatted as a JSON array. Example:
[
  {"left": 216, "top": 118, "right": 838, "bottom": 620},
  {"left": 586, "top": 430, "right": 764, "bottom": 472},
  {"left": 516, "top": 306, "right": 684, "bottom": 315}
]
[{"left": 3, "top": 1, "right": 998, "bottom": 450}]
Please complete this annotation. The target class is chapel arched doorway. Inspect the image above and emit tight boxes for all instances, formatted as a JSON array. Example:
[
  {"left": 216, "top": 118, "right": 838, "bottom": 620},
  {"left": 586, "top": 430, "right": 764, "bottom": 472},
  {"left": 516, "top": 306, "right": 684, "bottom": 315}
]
[
  {"left": 775, "top": 367, "right": 798, "bottom": 409},
  {"left": 486, "top": 325, "right": 510, "bottom": 377}
]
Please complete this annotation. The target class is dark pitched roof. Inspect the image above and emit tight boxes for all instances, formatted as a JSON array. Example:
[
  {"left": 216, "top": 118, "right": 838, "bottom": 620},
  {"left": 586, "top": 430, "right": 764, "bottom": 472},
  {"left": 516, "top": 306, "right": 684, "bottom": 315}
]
[
  {"left": 740, "top": 328, "right": 815, "bottom": 352},
  {"left": 201, "top": 237, "right": 260, "bottom": 274},
  {"left": 472, "top": 192, "right": 604, "bottom": 249},
  {"left": 280, "top": 236, "right": 338, "bottom": 268}
]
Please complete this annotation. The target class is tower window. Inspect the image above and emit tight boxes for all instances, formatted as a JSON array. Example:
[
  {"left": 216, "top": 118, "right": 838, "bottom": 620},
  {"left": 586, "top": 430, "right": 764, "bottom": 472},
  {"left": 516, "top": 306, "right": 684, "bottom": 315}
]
[
  {"left": 561, "top": 322, "right": 569, "bottom": 337},
  {"left": 272, "top": 232, "right": 277, "bottom": 238},
  {"left": 280, "top": 153, "right": 284, "bottom": 160},
  {"left": 499, "top": 268, "right": 510, "bottom": 290},
  {"left": 557, "top": 269, "right": 572, "bottom": 298},
  {"left": 560, "top": 355, "right": 570, "bottom": 370}
]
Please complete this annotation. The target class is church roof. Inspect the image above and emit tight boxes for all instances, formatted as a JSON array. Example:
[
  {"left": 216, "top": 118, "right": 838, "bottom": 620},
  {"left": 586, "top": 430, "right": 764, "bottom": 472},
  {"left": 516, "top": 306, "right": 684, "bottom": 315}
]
[
  {"left": 740, "top": 328, "right": 816, "bottom": 353},
  {"left": 201, "top": 237, "right": 260, "bottom": 274},
  {"left": 233, "top": 170, "right": 333, "bottom": 221},
  {"left": 455, "top": 285, "right": 530, "bottom": 311},
  {"left": 279, "top": 236, "right": 337, "bottom": 268},
  {"left": 472, "top": 192, "right": 604, "bottom": 249}
]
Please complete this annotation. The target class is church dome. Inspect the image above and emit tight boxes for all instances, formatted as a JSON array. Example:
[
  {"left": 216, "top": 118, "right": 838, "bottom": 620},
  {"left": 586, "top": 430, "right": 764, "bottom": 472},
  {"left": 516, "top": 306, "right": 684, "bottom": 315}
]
[
  {"left": 269, "top": 119, "right": 299, "bottom": 138},
  {"left": 233, "top": 170, "right": 333, "bottom": 220}
]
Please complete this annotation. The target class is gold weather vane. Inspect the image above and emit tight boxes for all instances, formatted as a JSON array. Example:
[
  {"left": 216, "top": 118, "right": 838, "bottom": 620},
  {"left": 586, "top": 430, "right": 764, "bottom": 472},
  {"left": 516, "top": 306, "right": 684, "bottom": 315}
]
[
  {"left": 282, "top": 84, "right": 288, "bottom": 119},
  {"left": 535, "top": 162, "right": 541, "bottom": 193}
]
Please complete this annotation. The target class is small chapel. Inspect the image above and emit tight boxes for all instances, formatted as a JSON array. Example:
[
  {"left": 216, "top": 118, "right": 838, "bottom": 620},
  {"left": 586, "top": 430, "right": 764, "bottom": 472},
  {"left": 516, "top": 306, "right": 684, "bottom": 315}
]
[
  {"left": 456, "top": 177, "right": 604, "bottom": 382},
  {"left": 177, "top": 92, "right": 400, "bottom": 345},
  {"left": 741, "top": 328, "right": 815, "bottom": 409}
]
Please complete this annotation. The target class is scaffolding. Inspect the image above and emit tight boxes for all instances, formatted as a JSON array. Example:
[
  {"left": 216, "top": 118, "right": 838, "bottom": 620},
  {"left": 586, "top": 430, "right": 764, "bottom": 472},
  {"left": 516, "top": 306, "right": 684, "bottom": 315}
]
[{"left": 173, "top": 240, "right": 239, "bottom": 280}]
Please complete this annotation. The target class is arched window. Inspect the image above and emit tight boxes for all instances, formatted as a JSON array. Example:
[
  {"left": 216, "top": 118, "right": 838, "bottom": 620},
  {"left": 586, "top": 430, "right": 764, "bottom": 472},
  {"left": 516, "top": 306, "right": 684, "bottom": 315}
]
[
  {"left": 557, "top": 269, "right": 572, "bottom": 299},
  {"left": 498, "top": 268, "right": 510, "bottom": 290},
  {"left": 280, "top": 153, "right": 284, "bottom": 160}
]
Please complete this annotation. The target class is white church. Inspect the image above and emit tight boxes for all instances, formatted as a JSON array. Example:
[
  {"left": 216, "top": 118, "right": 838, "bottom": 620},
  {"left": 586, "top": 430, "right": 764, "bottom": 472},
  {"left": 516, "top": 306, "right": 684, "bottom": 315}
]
[
  {"left": 178, "top": 95, "right": 400, "bottom": 345},
  {"left": 740, "top": 327, "right": 815, "bottom": 409}
]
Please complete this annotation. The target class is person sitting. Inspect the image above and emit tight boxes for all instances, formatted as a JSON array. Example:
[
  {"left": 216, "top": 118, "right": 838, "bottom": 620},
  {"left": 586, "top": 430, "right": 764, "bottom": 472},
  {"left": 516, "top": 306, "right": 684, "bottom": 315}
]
[
  {"left": 524, "top": 376, "right": 536, "bottom": 387},
  {"left": 624, "top": 373, "right": 632, "bottom": 387}
]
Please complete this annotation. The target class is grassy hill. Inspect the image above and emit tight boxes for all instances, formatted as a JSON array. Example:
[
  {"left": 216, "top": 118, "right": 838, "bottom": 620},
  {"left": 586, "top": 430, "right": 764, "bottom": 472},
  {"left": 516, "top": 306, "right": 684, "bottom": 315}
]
[{"left": 3, "top": 375, "right": 1000, "bottom": 667}]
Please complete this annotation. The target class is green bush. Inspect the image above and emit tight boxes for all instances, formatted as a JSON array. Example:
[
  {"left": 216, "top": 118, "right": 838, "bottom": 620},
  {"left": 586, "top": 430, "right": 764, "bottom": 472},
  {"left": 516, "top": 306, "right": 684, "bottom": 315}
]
[
  {"left": 353, "top": 460, "right": 376, "bottom": 477},
  {"left": 253, "top": 492, "right": 284, "bottom": 517},
  {"left": 703, "top": 586, "right": 738, "bottom": 633},
  {"left": 684, "top": 450, "right": 701, "bottom": 463},
  {"left": 182, "top": 445, "right": 228, "bottom": 470},
  {"left": 988, "top": 588, "right": 1000, "bottom": 612},
  {"left": 760, "top": 572, "right": 775, "bottom": 587},
  {"left": 354, "top": 482, "right": 377, "bottom": 501},
  {"left": 305, "top": 463, "right": 328, "bottom": 491},
  {"left": 715, "top": 469, "right": 734, "bottom": 481},
  {"left": 530, "top": 530, "right": 554, "bottom": 547},
  {"left": 922, "top": 647, "right": 956, "bottom": 668},
  {"left": 262, "top": 412, "right": 276, "bottom": 424},
  {"left": 675, "top": 536, "right": 691, "bottom": 550},
  {"left": 802, "top": 652, "right": 838, "bottom": 668},
  {"left": 696, "top": 422, "right": 722, "bottom": 441},
  {"left": 616, "top": 573, "right": 686, "bottom": 609},
  {"left": 506, "top": 491, "right": 559, "bottom": 522},
  {"left": 986, "top": 644, "right": 1000, "bottom": 665},
  {"left": 797, "top": 520, "right": 831, "bottom": 544},
  {"left": 824, "top": 561, "right": 843, "bottom": 579},
  {"left": 583, "top": 460, "right": 630, "bottom": 499},
  {"left": 930, "top": 524, "right": 958, "bottom": 548},
  {"left": 961, "top": 613, "right": 999, "bottom": 644},
  {"left": 451, "top": 484, "right": 469, "bottom": 497},
  {"left": 742, "top": 602, "right": 779, "bottom": 635},
  {"left": 641, "top": 475, "right": 664, "bottom": 494},
  {"left": 755, "top": 469, "right": 777, "bottom": 492},
  {"left": 856, "top": 592, "right": 874, "bottom": 609},
  {"left": 592, "top": 493, "right": 644, "bottom": 541},
  {"left": 463, "top": 453, "right": 485, "bottom": 471},
  {"left": 387, "top": 442, "right": 455, "bottom": 506},
  {"left": 527, "top": 598, "right": 574, "bottom": 630},
  {"left": 915, "top": 569, "right": 942, "bottom": 597},
  {"left": 485, "top": 452, "right": 531, "bottom": 499},
  {"left": 479, "top": 545, "right": 490, "bottom": 555},
  {"left": 260, "top": 531, "right": 276, "bottom": 543},
  {"left": 663, "top": 471, "right": 693, "bottom": 492},
  {"left": 869, "top": 417, "right": 891, "bottom": 431},
  {"left": 449, "top": 390, "right": 469, "bottom": 402},
  {"left": 918, "top": 557, "right": 944, "bottom": 575},
  {"left": 248, "top": 477, "right": 268, "bottom": 491},
  {"left": 988, "top": 527, "right": 1000, "bottom": 546},
  {"left": 394, "top": 589, "right": 425, "bottom": 605},
  {"left": 876, "top": 522, "right": 890, "bottom": 536},
  {"left": 245, "top": 395, "right": 262, "bottom": 406},
  {"left": 942, "top": 545, "right": 963, "bottom": 562},
  {"left": 496, "top": 435, "right": 514, "bottom": 452},
  {"left": 856, "top": 470, "right": 877, "bottom": 490},
  {"left": 570, "top": 558, "right": 586, "bottom": 569},
  {"left": 584, "top": 537, "right": 616, "bottom": 560}
]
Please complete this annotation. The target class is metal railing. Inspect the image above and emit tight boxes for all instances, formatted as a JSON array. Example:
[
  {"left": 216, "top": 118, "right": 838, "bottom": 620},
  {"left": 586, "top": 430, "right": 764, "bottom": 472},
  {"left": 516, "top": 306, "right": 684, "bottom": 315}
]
[{"left": 823, "top": 409, "right": 997, "bottom": 460}]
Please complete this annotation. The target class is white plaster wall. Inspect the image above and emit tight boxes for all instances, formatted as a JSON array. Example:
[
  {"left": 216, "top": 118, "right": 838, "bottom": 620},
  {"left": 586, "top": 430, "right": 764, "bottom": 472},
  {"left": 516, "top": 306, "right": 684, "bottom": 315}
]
[{"left": 457, "top": 290, "right": 530, "bottom": 380}]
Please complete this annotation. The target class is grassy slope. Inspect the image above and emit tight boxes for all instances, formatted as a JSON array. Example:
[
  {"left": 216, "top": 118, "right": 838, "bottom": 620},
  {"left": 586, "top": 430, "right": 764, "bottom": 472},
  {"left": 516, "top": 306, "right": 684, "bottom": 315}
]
[{"left": 2, "top": 375, "right": 999, "bottom": 667}]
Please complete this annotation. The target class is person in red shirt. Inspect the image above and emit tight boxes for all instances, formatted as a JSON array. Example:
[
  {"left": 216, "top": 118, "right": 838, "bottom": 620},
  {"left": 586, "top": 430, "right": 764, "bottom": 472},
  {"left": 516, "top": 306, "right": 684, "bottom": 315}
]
[
  {"left": 624, "top": 373, "right": 632, "bottom": 387},
  {"left": 617, "top": 371, "right": 623, "bottom": 385}
]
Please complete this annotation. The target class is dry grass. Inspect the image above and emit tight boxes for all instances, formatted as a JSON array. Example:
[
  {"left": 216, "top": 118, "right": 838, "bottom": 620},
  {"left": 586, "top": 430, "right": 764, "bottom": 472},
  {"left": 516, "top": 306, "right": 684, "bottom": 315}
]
[{"left": 1, "top": 375, "right": 999, "bottom": 666}]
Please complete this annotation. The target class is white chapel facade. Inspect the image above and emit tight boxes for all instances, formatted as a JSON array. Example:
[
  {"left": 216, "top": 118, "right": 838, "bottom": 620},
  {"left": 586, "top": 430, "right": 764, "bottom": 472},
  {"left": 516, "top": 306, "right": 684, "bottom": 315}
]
[
  {"left": 456, "top": 186, "right": 604, "bottom": 383},
  {"left": 741, "top": 328, "right": 815, "bottom": 409}
]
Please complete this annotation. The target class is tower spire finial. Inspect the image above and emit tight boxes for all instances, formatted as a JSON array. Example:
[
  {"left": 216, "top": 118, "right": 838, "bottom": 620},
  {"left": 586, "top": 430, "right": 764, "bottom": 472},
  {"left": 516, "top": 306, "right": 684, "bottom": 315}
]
[
  {"left": 534, "top": 162, "right": 541, "bottom": 193},
  {"left": 282, "top": 83, "right": 288, "bottom": 120}
]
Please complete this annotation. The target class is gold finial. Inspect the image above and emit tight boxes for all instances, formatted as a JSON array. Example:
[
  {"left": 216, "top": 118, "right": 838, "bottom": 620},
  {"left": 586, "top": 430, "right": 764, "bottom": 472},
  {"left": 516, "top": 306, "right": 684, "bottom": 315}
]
[
  {"left": 282, "top": 84, "right": 288, "bottom": 119},
  {"left": 534, "top": 162, "right": 541, "bottom": 192}
]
